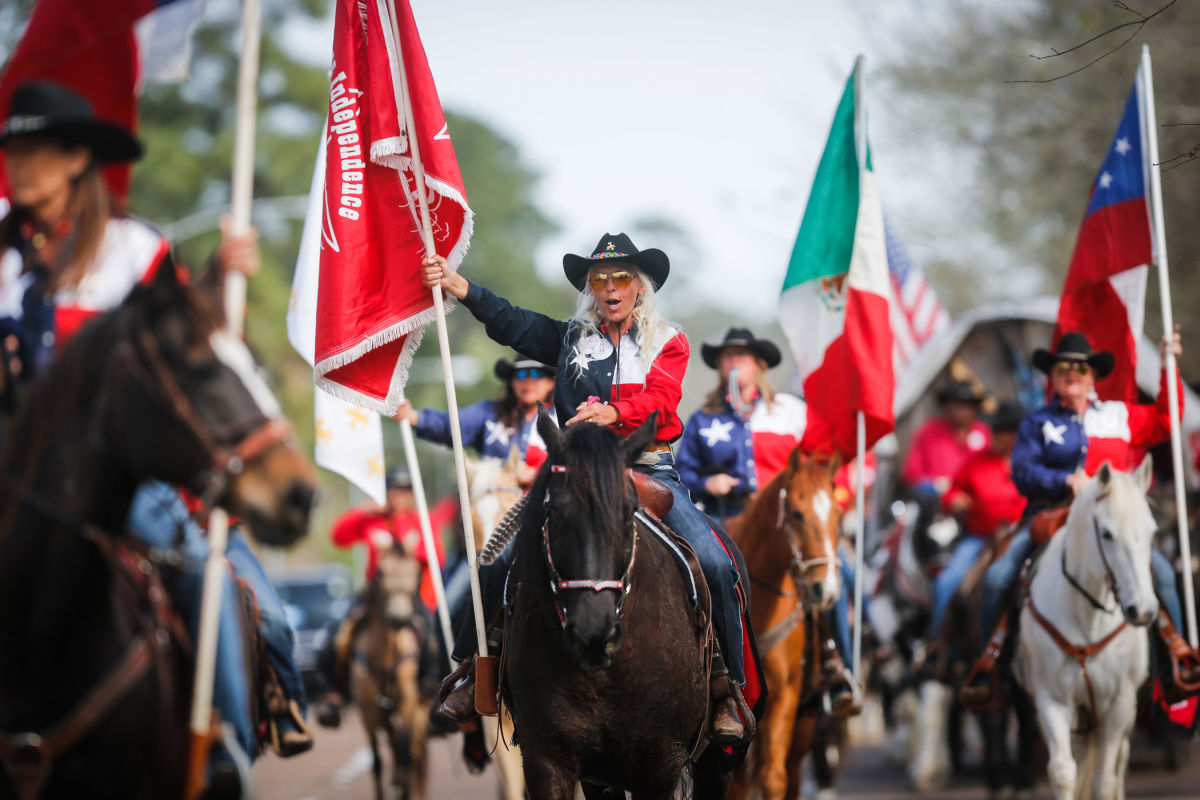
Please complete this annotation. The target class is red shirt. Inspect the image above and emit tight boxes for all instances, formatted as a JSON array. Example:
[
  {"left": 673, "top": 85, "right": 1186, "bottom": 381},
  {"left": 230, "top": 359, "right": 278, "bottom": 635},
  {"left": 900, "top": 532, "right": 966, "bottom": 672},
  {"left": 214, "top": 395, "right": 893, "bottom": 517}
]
[
  {"left": 942, "top": 450, "right": 1026, "bottom": 538},
  {"left": 330, "top": 497, "right": 457, "bottom": 608},
  {"left": 902, "top": 418, "right": 991, "bottom": 487}
]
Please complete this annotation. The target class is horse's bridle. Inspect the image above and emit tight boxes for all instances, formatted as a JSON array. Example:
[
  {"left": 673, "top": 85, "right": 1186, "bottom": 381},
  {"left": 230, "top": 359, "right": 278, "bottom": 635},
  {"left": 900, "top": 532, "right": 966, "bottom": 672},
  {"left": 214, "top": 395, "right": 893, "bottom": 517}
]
[
  {"left": 541, "top": 464, "right": 639, "bottom": 629},
  {"left": 775, "top": 486, "right": 841, "bottom": 587},
  {"left": 119, "top": 325, "right": 294, "bottom": 506}
]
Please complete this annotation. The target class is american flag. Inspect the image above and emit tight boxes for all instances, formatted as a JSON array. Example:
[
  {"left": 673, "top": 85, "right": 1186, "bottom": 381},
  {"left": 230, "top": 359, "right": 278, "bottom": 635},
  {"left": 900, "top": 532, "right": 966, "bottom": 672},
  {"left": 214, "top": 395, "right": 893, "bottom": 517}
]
[{"left": 886, "top": 218, "right": 951, "bottom": 374}]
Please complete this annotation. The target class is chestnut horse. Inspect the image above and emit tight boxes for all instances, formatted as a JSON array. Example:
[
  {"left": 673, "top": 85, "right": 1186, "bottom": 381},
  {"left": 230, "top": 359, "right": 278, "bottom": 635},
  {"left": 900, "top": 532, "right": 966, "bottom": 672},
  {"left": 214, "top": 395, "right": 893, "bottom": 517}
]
[
  {"left": 727, "top": 449, "right": 843, "bottom": 800},
  {"left": 0, "top": 264, "right": 315, "bottom": 800}
]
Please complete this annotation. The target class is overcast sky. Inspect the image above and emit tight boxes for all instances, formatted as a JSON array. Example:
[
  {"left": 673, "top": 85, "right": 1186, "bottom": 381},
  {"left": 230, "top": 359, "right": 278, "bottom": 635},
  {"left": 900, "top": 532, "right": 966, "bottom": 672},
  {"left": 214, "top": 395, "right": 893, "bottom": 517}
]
[{"left": 286, "top": 1, "right": 930, "bottom": 319}]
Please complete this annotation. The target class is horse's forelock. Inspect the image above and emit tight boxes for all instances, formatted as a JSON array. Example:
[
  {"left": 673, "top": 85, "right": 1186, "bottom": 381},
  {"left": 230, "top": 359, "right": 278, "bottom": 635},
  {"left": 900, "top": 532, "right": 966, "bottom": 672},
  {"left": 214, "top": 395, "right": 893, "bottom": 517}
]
[{"left": 557, "top": 424, "right": 632, "bottom": 531}]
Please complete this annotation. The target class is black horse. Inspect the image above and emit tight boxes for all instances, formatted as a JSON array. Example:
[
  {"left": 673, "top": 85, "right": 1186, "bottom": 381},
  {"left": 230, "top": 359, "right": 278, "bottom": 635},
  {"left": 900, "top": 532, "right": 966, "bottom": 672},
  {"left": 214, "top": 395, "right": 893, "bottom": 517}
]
[
  {"left": 0, "top": 263, "right": 316, "bottom": 799},
  {"left": 501, "top": 411, "right": 732, "bottom": 800}
]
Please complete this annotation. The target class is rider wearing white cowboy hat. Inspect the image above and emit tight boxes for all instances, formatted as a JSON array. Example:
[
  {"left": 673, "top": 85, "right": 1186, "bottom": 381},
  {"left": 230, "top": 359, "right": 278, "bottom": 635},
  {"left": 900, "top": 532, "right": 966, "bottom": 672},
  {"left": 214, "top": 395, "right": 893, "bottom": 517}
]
[
  {"left": 0, "top": 81, "right": 312, "bottom": 770},
  {"left": 960, "top": 329, "right": 1200, "bottom": 707},
  {"left": 420, "top": 232, "right": 754, "bottom": 743}
]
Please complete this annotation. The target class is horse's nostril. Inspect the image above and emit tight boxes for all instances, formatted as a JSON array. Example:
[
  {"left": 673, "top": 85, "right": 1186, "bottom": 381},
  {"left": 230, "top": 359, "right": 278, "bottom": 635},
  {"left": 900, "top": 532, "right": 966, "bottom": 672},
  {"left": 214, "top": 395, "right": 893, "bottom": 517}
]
[
  {"left": 286, "top": 481, "right": 316, "bottom": 515},
  {"left": 1126, "top": 605, "right": 1139, "bottom": 621},
  {"left": 812, "top": 582, "right": 824, "bottom": 598}
]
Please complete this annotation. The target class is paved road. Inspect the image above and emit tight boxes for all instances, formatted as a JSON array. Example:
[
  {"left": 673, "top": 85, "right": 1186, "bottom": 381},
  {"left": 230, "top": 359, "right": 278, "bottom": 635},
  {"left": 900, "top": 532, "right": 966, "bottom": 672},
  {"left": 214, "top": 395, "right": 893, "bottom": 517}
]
[{"left": 255, "top": 711, "right": 1200, "bottom": 800}]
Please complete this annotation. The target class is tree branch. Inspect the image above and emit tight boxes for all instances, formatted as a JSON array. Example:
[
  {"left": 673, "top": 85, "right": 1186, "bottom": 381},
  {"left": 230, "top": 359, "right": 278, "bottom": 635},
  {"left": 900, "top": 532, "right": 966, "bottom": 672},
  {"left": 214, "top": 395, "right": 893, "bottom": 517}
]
[{"left": 1007, "top": 0, "right": 1176, "bottom": 84}]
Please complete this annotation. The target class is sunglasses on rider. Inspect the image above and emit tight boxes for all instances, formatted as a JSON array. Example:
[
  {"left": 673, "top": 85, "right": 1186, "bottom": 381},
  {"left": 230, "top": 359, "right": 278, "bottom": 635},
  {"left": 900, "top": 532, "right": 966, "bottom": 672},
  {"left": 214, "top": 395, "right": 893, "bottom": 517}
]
[
  {"left": 1053, "top": 361, "right": 1091, "bottom": 376},
  {"left": 513, "top": 368, "right": 548, "bottom": 380},
  {"left": 587, "top": 270, "right": 636, "bottom": 291}
]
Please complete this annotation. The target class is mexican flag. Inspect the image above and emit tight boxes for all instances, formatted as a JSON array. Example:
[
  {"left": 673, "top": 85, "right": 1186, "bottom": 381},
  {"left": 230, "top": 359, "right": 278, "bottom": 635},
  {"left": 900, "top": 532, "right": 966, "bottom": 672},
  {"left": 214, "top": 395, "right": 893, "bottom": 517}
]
[{"left": 779, "top": 58, "right": 895, "bottom": 457}]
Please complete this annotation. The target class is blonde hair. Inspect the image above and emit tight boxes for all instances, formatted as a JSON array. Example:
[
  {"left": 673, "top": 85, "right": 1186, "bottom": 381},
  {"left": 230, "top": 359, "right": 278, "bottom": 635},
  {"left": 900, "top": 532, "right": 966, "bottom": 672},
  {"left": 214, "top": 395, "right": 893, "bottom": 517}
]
[
  {"left": 702, "top": 358, "right": 776, "bottom": 413},
  {"left": 570, "top": 269, "right": 677, "bottom": 376}
]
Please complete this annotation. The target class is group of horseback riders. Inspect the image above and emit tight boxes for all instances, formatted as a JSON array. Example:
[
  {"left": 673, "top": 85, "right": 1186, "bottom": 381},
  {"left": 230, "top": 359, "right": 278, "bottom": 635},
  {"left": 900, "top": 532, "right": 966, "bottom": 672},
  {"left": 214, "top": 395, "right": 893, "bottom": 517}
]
[{"left": 4, "top": 76, "right": 1200, "bottom": 798}]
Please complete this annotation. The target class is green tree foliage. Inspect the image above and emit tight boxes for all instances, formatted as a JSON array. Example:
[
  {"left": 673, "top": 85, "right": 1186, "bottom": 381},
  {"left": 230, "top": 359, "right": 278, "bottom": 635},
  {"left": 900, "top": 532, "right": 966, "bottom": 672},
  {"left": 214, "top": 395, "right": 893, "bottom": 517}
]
[{"left": 879, "top": 0, "right": 1200, "bottom": 376}]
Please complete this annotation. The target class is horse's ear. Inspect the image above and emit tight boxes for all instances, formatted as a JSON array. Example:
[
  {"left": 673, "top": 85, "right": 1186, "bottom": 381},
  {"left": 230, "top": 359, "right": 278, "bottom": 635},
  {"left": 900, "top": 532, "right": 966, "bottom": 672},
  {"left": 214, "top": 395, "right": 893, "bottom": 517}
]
[
  {"left": 824, "top": 450, "right": 844, "bottom": 478},
  {"left": 787, "top": 446, "right": 805, "bottom": 471},
  {"left": 504, "top": 444, "right": 523, "bottom": 474},
  {"left": 1134, "top": 453, "right": 1154, "bottom": 493},
  {"left": 536, "top": 404, "right": 564, "bottom": 459},
  {"left": 621, "top": 411, "right": 659, "bottom": 465},
  {"left": 1096, "top": 461, "right": 1113, "bottom": 490}
]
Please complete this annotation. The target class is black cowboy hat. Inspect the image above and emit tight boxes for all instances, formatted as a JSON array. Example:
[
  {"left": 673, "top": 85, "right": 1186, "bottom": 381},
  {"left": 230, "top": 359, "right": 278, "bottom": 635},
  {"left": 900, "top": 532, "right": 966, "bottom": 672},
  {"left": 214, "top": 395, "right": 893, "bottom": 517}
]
[
  {"left": 935, "top": 380, "right": 984, "bottom": 406},
  {"left": 989, "top": 401, "right": 1025, "bottom": 433},
  {"left": 562, "top": 232, "right": 670, "bottom": 292},
  {"left": 1031, "top": 331, "right": 1114, "bottom": 379},
  {"left": 0, "top": 82, "right": 143, "bottom": 164},
  {"left": 701, "top": 328, "right": 782, "bottom": 370},
  {"left": 385, "top": 467, "right": 413, "bottom": 491},
  {"left": 494, "top": 354, "right": 556, "bottom": 381}
]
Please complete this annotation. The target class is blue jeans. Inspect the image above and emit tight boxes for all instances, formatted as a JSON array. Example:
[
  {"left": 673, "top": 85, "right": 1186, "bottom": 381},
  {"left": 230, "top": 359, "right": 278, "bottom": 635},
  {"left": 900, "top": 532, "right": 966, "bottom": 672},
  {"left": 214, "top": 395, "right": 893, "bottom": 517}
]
[
  {"left": 225, "top": 533, "right": 308, "bottom": 720},
  {"left": 931, "top": 536, "right": 988, "bottom": 633},
  {"left": 827, "top": 544, "right": 857, "bottom": 662},
  {"left": 452, "top": 453, "right": 747, "bottom": 685},
  {"left": 128, "top": 483, "right": 308, "bottom": 757},
  {"left": 978, "top": 525, "right": 1184, "bottom": 653},
  {"left": 647, "top": 453, "right": 745, "bottom": 685}
]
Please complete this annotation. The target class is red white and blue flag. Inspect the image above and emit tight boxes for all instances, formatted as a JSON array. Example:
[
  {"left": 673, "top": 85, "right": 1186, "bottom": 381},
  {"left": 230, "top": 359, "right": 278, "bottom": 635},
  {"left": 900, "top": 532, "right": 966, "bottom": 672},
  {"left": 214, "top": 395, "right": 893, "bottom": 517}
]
[
  {"left": 886, "top": 218, "right": 951, "bottom": 375},
  {"left": 1054, "top": 66, "right": 1153, "bottom": 404},
  {"left": 0, "top": 0, "right": 199, "bottom": 202}
]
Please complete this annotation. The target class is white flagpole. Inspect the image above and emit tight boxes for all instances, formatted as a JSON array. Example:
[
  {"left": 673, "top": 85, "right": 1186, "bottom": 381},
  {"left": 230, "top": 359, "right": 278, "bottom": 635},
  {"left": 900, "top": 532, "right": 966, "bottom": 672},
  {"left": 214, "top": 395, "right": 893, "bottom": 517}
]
[
  {"left": 851, "top": 55, "right": 867, "bottom": 679},
  {"left": 225, "top": 0, "right": 260, "bottom": 337},
  {"left": 188, "top": 2, "right": 261, "bottom": 783},
  {"left": 399, "top": 416, "right": 455, "bottom": 668},
  {"left": 1141, "top": 44, "right": 1197, "bottom": 647},
  {"left": 383, "top": 0, "right": 488, "bottom": 659}
]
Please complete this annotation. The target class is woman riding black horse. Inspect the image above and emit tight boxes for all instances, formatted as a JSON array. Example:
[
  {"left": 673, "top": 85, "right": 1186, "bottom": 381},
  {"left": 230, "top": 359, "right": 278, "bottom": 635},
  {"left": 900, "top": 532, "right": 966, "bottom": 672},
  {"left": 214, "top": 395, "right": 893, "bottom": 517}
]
[
  {"left": 424, "top": 232, "right": 752, "bottom": 743},
  {"left": 0, "top": 82, "right": 312, "bottom": 771}
]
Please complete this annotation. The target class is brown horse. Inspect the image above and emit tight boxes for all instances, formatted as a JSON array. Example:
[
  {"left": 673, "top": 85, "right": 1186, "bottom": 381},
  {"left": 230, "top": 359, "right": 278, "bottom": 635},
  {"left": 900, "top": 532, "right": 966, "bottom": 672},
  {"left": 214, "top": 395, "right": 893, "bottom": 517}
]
[
  {"left": 0, "top": 264, "right": 315, "bottom": 800},
  {"left": 351, "top": 543, "right": 429, "bottom": 800},
  {"left": 727, "top": 449, "right": 843, "bottom": 800}
]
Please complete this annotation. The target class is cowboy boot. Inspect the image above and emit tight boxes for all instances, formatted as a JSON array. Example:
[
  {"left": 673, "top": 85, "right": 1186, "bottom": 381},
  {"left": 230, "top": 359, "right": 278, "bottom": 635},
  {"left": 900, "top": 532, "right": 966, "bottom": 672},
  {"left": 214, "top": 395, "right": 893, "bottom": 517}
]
[
  {"left": 432, "top": 655, "right": 478, "bottom": 727},
  {"left": 820, "top": 635, "right": 863, "bottom": 718},
  {"left": 1157, "top": 609, "right": 1200, "bottom": 697},
  {"left": 268, "top": 699, "right": 315, "bottom": 758},
  {"left": 959, "top": 612, "right": 1008, "bottom": 710},
  {"left": 708, "top": 644, "right": 753, "bottom": 745}
]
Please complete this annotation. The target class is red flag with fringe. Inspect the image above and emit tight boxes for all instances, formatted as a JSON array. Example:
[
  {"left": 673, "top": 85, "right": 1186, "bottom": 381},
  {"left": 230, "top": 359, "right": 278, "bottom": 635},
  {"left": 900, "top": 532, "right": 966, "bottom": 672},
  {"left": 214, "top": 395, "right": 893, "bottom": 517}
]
[{"left": 315, "top": 0, "right": 472, "bottom": 414}]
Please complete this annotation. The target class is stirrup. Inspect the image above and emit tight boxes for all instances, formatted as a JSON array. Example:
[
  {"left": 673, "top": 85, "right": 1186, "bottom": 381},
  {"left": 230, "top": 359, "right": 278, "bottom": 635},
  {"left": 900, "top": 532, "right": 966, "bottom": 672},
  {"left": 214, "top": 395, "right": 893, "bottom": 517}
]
[
  {"left": 269, "top": 700, "right": 314, "bottom": 758},
  {"left": 960, "top": 614, "right": 1008, "bottom": 711},
  {"left": 1157, "top": 609, "right": 1200, "bottom": 694}
]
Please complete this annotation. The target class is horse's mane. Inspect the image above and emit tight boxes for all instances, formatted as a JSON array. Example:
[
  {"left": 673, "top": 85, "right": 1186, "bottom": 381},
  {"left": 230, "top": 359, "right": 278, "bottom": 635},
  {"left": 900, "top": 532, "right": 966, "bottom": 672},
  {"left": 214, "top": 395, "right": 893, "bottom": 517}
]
[
  {"left": 512, "top": 423, "right": 631, "bottom": 564},
  {"left": 2, "top": 269, "right": 219, "bottom": 483}
]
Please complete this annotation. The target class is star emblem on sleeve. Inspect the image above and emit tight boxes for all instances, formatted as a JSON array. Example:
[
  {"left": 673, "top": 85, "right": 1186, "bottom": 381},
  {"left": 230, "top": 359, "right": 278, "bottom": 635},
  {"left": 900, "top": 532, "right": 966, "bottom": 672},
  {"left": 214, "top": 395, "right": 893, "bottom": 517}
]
[
  {"left": 1098, "top": 171, "right": 1113, "bottom": 189},
  {"left": 1042, "top": 420, "right": 1067, "bottom": 446},
  {"left": 484, "top": 419, "right": 512, "bottom": 446},
  {"left": 700, "top": 418, "right": 735, "bottom": 447}
]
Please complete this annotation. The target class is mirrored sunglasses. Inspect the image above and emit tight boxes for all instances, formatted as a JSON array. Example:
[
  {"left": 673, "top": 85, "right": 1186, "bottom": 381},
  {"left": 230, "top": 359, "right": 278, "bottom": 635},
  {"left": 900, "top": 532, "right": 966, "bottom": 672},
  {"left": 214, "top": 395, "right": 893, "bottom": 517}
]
[
  {"left": 587, "top": 270, "right": 635, "bottom": 291},
  {"left": 1053, "top": 360, "right": 1091, "bottom": 376},
  {"left": 513, "top": 368, "right": 548, "bottom": 380}
]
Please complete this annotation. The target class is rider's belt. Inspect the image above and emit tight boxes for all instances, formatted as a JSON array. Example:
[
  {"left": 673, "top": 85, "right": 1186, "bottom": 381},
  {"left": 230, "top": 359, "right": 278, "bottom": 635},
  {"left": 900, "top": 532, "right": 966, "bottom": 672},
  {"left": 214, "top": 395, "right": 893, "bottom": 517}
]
[{"left": 633, "top": 443, "right": 671, "bottom": 467}]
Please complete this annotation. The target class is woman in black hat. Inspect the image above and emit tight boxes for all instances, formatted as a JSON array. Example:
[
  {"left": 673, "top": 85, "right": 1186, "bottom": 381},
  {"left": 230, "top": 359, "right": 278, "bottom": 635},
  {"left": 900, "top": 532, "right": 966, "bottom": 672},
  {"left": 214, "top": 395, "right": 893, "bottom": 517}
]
[
  {"left": 395, "top": 353, "right": 556, "bottom": 482},
  {"left": 0, "top": 82, "right": 311, "bottom": 766},
  {"left": 420, "top": 233, "right": 753, "bottom": 743},
  {"left": 960, "top": 329, "right": 1200, "bottom": 707},
  {"left": 676, "top": 326, "right": 867, "bottom": 715}
]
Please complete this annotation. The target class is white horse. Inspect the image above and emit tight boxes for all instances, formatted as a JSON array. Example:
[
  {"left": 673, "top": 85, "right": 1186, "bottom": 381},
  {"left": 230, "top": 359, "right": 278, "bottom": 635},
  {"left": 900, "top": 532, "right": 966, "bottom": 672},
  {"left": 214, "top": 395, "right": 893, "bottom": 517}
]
[{"left": 1014, "top": 456, "right": 1158, "bottom": 800}]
